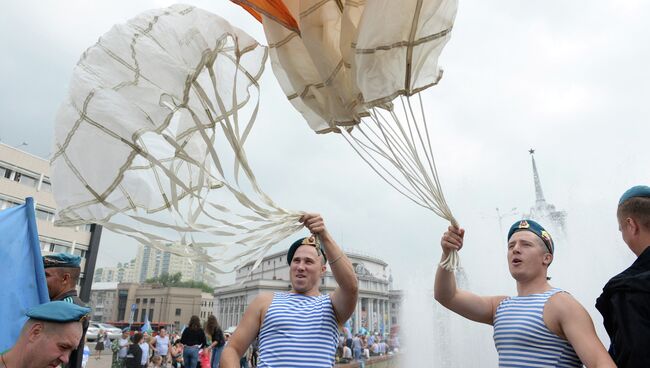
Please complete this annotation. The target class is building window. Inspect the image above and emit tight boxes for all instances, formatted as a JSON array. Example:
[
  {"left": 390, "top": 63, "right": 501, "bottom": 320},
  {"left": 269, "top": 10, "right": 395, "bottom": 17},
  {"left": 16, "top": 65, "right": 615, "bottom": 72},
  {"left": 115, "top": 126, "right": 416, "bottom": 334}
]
[
  {"left": 149, "top": 309, "right": 154, "bottom": 320},
  {"left": 40, "top": 181, "right": 52, "bottom": 193},
  {"left": 12, "top": 172, "right": 21, "bottom": 182},
  {"left": 53, "top": 244, "right": 69, "bottom": 253},
  {"left": 175, "top": 308, "right": 181, "bottom": 316},
  {"left": 150, "top": 298, "right": 155, "bottom": 304},
  {"left": 143, "top": 298, "right": 148, "bottom": 304},
  {"left": 136, "top": 298, "right": 140, "bottom": 304}
]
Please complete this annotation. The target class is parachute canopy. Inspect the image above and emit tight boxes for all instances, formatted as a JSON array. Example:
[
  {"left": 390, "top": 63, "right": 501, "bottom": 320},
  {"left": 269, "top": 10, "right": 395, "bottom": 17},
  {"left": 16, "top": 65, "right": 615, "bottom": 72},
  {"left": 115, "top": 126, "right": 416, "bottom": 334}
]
[
  {"left": 51, "top": 4, "right": 303, "bottom": 273},
  {"left": 235, "top": 0, "right": 457, "bottom": 133},
  {"left": 236, "top": 0, "right": 461, "bottom": 270}
]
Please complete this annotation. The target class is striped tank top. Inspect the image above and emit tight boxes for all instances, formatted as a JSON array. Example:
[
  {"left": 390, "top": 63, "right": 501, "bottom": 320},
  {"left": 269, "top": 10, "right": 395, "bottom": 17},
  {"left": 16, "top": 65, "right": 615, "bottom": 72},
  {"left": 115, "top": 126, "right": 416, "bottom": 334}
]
[
  {"left": 493, "top": 288, "right": 583, "bottom": 367},
  {"left": 258, "top": 293, "right": 339, "bottom": 368}
]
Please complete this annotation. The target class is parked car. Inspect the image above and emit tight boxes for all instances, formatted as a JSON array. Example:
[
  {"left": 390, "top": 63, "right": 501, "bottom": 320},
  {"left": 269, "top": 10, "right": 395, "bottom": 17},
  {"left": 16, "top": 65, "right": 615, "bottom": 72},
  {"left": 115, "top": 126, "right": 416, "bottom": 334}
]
[{"left": 86, "top": 322, "right": 122, "bottom": 341}]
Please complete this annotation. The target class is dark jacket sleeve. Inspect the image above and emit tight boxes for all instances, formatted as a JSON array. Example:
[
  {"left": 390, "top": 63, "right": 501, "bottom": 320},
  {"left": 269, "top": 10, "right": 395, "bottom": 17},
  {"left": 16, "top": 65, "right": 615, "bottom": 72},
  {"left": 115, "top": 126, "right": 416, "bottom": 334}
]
[{"left": 607, "top": 291, "right": 650, "bottom": 367}]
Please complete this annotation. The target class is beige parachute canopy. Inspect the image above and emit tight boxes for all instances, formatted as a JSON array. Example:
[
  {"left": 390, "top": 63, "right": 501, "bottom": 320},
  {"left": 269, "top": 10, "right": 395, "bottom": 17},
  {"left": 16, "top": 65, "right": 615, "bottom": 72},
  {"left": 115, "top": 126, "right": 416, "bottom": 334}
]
[
  {"left": 234, "top": 0, "right": 462, "bottom": 270},
  {"left": 51, "top": 4, "right": 304, "bottom": 274}
]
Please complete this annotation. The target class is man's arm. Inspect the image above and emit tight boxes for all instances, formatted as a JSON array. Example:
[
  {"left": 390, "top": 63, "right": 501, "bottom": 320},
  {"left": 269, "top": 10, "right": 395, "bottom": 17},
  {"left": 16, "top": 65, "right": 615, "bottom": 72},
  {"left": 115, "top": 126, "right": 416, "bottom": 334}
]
[
  {"left": 434, "top": 226, "right": 505, "bottom": 325},
  {"left": 220, "top": 293, "right": 273, "bottom": 368},
  {"left": 546, "top": 293, "right": 615, "bottom": 367},
  {"left": 302, "top": 213, "right": 359, "bottom": 324}
]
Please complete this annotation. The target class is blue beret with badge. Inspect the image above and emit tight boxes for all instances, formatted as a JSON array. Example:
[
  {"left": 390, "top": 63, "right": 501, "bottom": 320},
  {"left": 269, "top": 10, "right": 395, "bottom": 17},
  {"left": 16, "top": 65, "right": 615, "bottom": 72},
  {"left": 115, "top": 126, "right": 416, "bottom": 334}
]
[
  {"left": 507, "top": 219, "right": 554, "bottom": 254},
  {"left": 287, "top": 236, "right": 327, "bottom": 264},
  {"left": 43, "top": 253, "right": 81, "bottom": 268},
  {"left": 619, "top": 185, "right": 650, "bottom": 205},
  {"left": 26, "top": 301, "right": 90, "bottom": 323}
]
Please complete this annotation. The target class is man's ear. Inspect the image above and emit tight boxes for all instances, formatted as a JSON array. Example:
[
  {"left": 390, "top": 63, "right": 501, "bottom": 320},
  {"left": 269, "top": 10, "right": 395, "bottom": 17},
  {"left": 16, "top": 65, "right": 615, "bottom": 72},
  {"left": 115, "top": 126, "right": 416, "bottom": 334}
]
[
  {"left": 28, "top": 322, "right": 45, "bottom": 343},
  {"left": 543, "top": 253, "right": 553, "bottom": 266}
]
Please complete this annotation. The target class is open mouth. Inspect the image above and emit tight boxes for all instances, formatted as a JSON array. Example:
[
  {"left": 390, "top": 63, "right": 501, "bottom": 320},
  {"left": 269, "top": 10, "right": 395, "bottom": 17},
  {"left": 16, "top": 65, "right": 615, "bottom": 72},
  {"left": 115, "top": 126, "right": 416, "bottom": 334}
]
[
  {"left": 295, "top": 274, "right": 306, "bottom": 279},
  {"left": 511, "top": 258, "right": 522, "bottom": 265}
]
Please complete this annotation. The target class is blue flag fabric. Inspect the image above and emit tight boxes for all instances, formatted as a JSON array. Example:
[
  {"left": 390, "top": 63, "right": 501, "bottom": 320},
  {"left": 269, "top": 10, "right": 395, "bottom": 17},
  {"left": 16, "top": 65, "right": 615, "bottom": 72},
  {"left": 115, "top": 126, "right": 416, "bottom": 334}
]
[{"left": 0, "top": 197, "right": 49, "bottom": 352}]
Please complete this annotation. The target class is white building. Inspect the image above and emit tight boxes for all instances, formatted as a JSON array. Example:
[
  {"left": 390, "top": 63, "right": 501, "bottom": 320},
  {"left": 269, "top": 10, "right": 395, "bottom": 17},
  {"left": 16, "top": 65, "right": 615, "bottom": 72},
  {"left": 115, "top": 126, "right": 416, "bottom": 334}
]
[
  {"left": 214, "top": 249, "right": 400, "bottom": 334},
  {"left": 89, "top": 282, "right": 119, "bottom": 322},
  {"left": 94, "top": 260, "right": 137, "bottom": 283},
  {"left": 134, "top": 244, "right": 216, "bottom": 284},
  {"left": 0, "top": 143, "right": 92, "bottom": 280}
]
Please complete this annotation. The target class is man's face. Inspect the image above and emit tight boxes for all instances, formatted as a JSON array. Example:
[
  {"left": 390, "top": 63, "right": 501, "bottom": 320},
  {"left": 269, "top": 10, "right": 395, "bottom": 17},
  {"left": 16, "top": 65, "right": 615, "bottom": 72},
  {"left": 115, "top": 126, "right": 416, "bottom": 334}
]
[
  {"left": 159, "top": 329, "right": 166, "bottom": 337},
  {"left": 44, "top": 268, "right": 65, "bottom": 299},
  {"left": 290, "top": 245, "right": 326, "bottom": 295},
  {"left": 27, "top": 322, "right": 82, "bottom": 368},
  {"left": 507, "top": 231, "right": 551, "bottom": 281}
]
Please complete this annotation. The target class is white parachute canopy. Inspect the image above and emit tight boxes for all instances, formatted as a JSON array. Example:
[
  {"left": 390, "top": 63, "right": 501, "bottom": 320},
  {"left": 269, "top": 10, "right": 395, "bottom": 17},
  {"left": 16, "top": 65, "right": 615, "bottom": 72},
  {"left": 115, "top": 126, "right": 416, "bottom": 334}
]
[
  {"left": 51, "top": 4, "right": 304, "bottom": 273},
  {"left": 235, "top": 0, "right": 461, "bottom": 269}
]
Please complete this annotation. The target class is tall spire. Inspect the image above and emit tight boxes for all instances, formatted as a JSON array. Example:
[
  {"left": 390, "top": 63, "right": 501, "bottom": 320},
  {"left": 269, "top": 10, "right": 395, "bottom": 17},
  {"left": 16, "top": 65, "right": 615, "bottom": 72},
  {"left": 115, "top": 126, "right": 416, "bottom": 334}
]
[{"left": 529, "top": 149, "right": 545, "bottom": 204}]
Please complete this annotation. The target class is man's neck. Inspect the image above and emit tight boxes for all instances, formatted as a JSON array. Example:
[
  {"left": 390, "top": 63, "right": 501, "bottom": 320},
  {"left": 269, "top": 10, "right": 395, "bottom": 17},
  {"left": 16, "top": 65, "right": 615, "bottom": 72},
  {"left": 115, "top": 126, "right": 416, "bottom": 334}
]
[
  {"left": 516, "top": 277, "right": 551, "bottom": 296},
  {"left": 289, "top": 289, "right": 320, "bottom": 296},
  {"left": 52, "top": 287, "right": 76, "bottom": 301},
  {"left": 2, "top": 346, "right": 29, "bottom": 368}
]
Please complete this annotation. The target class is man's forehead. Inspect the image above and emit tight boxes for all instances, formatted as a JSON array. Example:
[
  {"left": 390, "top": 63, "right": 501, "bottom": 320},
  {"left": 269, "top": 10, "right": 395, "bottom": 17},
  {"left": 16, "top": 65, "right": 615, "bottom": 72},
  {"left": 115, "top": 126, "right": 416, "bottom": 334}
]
[
  {"left": 294, "top": 245, "right": 320, "bottom": 258},
  {"left": 509, "top": 231, "right": 543, "bottom": 245}
]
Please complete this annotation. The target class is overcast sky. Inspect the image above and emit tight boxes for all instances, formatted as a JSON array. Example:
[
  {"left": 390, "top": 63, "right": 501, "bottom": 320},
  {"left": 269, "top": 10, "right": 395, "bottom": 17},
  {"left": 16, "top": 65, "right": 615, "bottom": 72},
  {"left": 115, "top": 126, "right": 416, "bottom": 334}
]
[{"left": 2, "top": 0, "right": 649, "bottom": 362}]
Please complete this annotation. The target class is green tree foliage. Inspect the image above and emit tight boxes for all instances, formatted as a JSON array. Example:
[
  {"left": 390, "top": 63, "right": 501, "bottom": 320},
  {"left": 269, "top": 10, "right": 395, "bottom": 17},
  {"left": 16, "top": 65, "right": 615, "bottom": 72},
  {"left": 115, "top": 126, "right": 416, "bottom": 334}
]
[{"left": 145, "top": 272, "right": 213, "bottom": 293}]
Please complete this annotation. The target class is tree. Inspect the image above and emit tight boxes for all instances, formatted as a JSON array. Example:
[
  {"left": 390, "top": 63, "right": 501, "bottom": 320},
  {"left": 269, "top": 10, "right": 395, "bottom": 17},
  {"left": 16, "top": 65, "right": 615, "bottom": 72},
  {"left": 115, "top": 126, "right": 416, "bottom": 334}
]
[{"left": 145, "top": 272, "right": 213, "bottom": 293}]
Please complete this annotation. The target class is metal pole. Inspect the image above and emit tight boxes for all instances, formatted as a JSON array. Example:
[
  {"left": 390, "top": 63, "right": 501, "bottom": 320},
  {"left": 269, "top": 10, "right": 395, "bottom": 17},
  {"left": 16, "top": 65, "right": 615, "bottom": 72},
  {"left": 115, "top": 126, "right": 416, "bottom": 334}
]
[{"left": 79, "top": 224, "right": 103, "bottom": 302}]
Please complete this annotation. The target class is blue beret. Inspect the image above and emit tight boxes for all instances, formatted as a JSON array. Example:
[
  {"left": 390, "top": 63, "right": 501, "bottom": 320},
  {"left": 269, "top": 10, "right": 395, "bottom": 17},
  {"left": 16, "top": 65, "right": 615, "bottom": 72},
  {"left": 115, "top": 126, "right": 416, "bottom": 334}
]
[
  {"left": 26, "top": 301, "right": 90, "bottom": 323},
  {"left": 507, "top": 219, "right": 554, "bottom": 254},
  {"left": 619, "top": 185, "right": 650, "bottom": 205},
  {"left": 43, "top": 253, "right": 81, "bottom": 268},
  {"left": 287, "top": 236, "right": 327, "bottom": 264}
]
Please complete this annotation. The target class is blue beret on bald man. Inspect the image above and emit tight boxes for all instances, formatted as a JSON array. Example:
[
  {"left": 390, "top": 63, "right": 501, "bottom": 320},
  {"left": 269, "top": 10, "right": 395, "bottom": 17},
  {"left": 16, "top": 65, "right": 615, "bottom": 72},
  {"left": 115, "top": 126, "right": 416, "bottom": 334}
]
[
  {"left": 287, "top": 236, "right": 327, "bottom": 265},
  {"left": 26, "top": 301, "right": 90, "bottom": 323},
  {"left": 43, "top": 253, "right": 81, "bottom": 268},
  {"left": 507, "top": 219, "right": 554, "bottom": 254}
]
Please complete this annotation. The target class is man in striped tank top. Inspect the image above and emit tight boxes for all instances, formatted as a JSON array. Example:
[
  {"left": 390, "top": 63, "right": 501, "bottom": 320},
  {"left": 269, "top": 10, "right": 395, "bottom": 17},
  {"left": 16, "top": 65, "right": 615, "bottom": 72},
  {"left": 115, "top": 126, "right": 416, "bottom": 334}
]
[
  {"left": 221, "top": 213, "right": 359, "bottom": 368},
  {"left": 434, "top": 220, "right": 615, "bottom": 367},
  {"left": 596, "top": 185, "right": 650, "bottom": 367}
]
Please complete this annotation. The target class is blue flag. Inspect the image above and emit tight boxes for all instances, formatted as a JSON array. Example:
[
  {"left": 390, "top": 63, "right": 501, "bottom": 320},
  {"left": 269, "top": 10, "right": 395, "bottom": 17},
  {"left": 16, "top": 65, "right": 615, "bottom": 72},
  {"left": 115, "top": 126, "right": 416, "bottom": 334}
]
[{"left": 0, "top": 197, "right": 49, "bottom": 351}]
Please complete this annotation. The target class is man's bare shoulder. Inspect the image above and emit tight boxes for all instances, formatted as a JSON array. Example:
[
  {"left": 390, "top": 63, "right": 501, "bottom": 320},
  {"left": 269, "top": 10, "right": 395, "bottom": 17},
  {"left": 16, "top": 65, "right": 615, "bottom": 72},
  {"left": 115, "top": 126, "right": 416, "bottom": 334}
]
[{"left": 546, "top": 290, "right": 584, "bottom": 314}]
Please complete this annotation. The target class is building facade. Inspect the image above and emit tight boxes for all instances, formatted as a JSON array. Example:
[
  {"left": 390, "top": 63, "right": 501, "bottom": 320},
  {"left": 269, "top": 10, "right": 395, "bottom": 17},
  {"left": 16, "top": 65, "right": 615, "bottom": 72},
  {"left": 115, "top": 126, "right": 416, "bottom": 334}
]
[
  {"left": 89, "top": 282, "right": 119, "bottom": 322},
  {"left": 214, "top": 250, "right": 400, "bottom": 334},
  {"left": 112, "top": 283, "right": 214, "bottom": 333},
  {"left": 133, "top": 244, "right": 216, "bottom": 284},
  {"left": 94, "top": 260, "right": 137, "bottom": 283},
  {"left": 0, "top": 143, "right": 92, "bottom": 280}
]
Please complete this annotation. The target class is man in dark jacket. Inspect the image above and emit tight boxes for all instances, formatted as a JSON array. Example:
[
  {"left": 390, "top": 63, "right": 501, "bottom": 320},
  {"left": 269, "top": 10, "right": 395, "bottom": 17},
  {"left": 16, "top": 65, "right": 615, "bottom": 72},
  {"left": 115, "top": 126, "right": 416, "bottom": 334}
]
[
  {"left": 596, "top": 185, "right": 650, "bottom": 367},
  {"left": 43, "top": 253, "right": 89, "bottom": 368}
]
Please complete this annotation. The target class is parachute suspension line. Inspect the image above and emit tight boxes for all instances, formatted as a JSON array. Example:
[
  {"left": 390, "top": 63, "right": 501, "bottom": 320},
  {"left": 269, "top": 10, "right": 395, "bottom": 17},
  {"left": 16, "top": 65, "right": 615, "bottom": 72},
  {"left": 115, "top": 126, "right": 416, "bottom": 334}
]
[{"left": 342, "top": 94, "right": 459, "bottom": 271}]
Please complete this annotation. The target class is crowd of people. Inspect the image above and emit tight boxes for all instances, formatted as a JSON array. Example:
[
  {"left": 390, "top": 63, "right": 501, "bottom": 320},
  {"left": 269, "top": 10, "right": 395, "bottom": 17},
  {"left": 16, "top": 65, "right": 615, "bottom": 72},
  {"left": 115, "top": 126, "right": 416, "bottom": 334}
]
[
  {"left": 335, "top": 332, "right": 398, "bottom": 365},
  {"left": 105, "top": 316, "right": 233, "bottom": 368}
]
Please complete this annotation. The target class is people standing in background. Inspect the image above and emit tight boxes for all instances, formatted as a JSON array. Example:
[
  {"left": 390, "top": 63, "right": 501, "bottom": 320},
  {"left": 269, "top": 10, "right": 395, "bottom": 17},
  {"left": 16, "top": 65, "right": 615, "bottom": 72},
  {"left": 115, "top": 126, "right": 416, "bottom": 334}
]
[
  {"left": 204, "top": 315, "right": 226, "bottom": 368},
  {"left": 180, "top": 315, "right": 206, "bottom": 368}
]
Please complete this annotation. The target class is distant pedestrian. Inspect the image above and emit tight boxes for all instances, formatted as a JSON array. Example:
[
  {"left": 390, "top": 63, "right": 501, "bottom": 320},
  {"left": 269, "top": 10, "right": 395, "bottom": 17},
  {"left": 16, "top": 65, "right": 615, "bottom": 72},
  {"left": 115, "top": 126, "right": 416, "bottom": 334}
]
[
  {"left": 125, "top": 333, "right": 144, "bottom": 368},
  {"left": 96, "top": 330, "right": 107, "bottom": 359},
  {"left": 204, "top": 315, "right": 225, "bottom": 368},
  {"left": 180, "top": 315, "right": 206, "bottom": 368}
]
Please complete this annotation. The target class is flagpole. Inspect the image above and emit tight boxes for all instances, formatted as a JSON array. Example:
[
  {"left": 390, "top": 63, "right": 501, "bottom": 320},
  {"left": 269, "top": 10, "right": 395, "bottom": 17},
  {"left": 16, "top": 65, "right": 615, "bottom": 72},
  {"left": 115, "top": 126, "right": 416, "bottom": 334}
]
[{"left": 79, "top": 224, "right": 102, "bottom": 302}]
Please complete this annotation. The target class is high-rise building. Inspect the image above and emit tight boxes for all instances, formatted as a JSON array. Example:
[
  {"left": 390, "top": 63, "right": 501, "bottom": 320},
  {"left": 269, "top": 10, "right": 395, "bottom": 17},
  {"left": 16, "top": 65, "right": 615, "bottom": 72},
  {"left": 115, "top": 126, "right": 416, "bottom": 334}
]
[
  {"left": 0, "top": 143, "right": 92, "bottom": 280},
  {"left": 94, "top": 260, "right": 137, "bottom": 283},
  {"left": 134, "top": 244, "right": 215, "bottom": 284}
]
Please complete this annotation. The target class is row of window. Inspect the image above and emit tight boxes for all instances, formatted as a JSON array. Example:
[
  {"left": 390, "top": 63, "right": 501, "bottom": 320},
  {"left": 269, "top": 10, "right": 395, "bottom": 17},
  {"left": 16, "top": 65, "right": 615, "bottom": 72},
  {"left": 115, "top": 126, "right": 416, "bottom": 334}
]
[
  {"left": 1, "top": 166, "right": 52, "bottom": 192},
  {"left": 0, "top": 197, "right": 92, "bottom": 232}
]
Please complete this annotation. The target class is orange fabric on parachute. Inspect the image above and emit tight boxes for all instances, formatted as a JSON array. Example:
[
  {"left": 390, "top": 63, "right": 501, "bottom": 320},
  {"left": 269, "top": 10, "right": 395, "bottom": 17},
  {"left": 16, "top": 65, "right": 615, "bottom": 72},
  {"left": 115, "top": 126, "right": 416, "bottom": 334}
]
[{"left": 231, "top": 0, "right": 300, "bottom": 34}]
